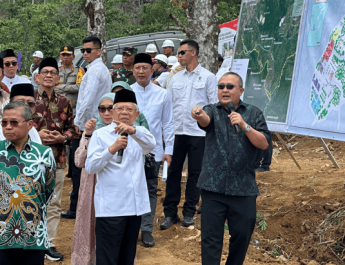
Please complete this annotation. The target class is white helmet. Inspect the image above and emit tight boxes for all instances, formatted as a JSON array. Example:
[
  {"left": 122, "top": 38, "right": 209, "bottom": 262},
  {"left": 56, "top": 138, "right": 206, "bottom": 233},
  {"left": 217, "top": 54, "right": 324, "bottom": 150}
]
[
  {"left": 111, "top": 54, "right": 122, "bottom": 64},
  {"left": 154, "top": 54, "right": 168, "bottom": 65},
  {"left": 162, "top": 40, "right": 174, "bottom": 48},
  {"left": 167, "top": 56, "right": 178, "bottom": 66},
  {"left": 145, "top": 44, "right": 158, "bottom": 53},
  {"left": 32, "top": 51, "right": 43, "bottom": 58}
]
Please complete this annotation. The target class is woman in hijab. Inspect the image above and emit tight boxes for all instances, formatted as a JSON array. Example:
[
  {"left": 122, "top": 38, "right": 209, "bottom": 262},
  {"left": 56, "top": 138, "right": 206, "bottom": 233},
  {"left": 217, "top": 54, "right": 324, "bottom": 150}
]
[{"left": 71, "top": 93, "right": 115, "bottom": 265}]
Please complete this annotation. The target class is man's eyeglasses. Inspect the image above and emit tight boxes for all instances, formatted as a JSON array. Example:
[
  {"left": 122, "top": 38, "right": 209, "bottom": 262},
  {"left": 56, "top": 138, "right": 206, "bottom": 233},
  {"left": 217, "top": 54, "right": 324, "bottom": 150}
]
[
  {"left": 4, "top": 61, "right": 18, "bottom": 67},
  {"left": 98, "top": 106, "right": 113, "bottom": 113},
  {"left": 1, "top": 120, "right": 30, "bottom": 127},
  {"left": 16, "top": 100, "right": 36, "bottom": 108},
  {"left": 133, "top": 66, "right": 150, "bottom": 71},
  {"left": 81, "top": 48, "right": 99, "bottom": 54},
  {"left": 40, "top": 69, "right": 58, "bottom": 76},
  {"left": 178, "top": 50, "right": 193, "bottom": 56},
  {"left": 217, "top": 84, "right": 235, "bottom": 90},
  {"left": 114, "top": 107, "right": 135, "bottom": 113}
]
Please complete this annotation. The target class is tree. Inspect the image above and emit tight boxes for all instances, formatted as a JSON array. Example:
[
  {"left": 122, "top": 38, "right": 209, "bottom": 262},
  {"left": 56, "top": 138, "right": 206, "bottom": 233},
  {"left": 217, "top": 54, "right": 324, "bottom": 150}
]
[{"left": 84, "top": 0, "right": 107, "bottom": 65}]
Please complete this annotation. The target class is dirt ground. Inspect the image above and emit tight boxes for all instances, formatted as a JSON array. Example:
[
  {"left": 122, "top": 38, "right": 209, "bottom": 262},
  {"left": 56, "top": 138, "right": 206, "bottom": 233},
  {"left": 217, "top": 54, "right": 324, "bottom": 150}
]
[{"left": 46, "top": 135, "right": 345, "bottom": 265}]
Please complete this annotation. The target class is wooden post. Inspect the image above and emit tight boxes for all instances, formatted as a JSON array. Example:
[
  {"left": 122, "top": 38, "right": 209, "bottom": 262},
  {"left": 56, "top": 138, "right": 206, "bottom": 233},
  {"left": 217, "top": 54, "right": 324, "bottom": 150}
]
[
  {"left": 275, "top": 132, "right": 302, "bottom": 170},
  {"left": 318, "top": 138, "right": 340, "bottom": 168}
]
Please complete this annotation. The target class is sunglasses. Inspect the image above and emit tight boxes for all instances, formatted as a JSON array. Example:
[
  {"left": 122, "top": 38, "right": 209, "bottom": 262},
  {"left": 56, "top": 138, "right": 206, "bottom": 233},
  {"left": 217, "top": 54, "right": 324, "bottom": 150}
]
[
  {"left": 217, "top": 84, "right": 235, "bottom": 90},
  {"left": 178, "top": 50, "right": 193, "bottom": 56},
  {"left": 1, "top": 119, "right": 30, "bottom": 127},
  {"left": 98, "top": 106, "right": 113, "bottom": 113},
  {"left": 4, "top": 61, "right": 18, "bottom": 67},
  {"left": 81, "top": 48, "right": 99, "bottom": 54},
  {"left": 40, "top": 69, "right": 58, "bottom": 76}
]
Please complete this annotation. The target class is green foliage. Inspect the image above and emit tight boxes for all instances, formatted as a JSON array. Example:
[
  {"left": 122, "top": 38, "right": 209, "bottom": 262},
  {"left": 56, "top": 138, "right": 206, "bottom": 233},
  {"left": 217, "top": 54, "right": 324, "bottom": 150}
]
[
  {"left": 218, "top": 1, "right": 241, "bottom": 24},
  {"left": 271, "top": 249, "right": 280, "bottom": 257},
  {"left": 256, "top": 212, "right": 267, "bottom": 231}
]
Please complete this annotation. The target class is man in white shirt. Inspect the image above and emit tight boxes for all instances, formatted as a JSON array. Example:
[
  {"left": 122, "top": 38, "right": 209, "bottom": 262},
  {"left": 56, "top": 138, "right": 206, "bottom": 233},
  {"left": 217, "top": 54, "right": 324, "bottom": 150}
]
[
  {"left": 132, "top": 53, "right": 175, "bottom": 247},
  {"left": 63, "top": 36, "right": 112, "bottom": 219},
  {"left": 85, "top": 89, "right": 156, "bottom": 265},
  {"left": 152, "top": 54, "right": 169, "bottom": 88},
  {"left": 162, "top": 39, "right": 218, "bottom": 229},
  {"left": 0, "top": 49, "right": 31, "bottom": 90},
  {"left": 0, "top": 83, "right": 41, "bottom": 144}
]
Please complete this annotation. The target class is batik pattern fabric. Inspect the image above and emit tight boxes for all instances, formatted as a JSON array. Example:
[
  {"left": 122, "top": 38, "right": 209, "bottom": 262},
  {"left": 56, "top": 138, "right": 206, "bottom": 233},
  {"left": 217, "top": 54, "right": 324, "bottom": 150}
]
[
  {"left": 197, "top": 101, "right": 271, "bottom": 196},
  {"left": 0, "top": 138, "right": 56, "bottom": 250},
  {"left": 33, "top": 89, "right": 75, "bottom": 169},
  {"left": 0, "top": 87, "right": 10, "bottom": 120}
]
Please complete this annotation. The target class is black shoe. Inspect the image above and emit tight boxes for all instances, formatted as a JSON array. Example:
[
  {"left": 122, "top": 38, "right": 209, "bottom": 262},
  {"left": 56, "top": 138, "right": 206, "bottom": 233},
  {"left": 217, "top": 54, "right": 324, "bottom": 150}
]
[
  {"left": 141, "top": 232, "right": 155, "bottom": 247},
  {"left": 160, "top": 216, "right": 180, "bottom": 230},
  {"left": 61, "top": 210, "right": 76, "bottom": 219},
  {"left": 65, "top": 173, "right": 71, "bottom": 179},
  {"left": 182, "top": 216, "right": 194, "bottom": 227},
  {"left": 256, "top": 167, "right": 270, "bottom": 173},
  {"left": 45, "top": 247, "right": 64, "bottom": 261},
  {"left": 197, "top": 205, "right": 202, "bottom": 214}
]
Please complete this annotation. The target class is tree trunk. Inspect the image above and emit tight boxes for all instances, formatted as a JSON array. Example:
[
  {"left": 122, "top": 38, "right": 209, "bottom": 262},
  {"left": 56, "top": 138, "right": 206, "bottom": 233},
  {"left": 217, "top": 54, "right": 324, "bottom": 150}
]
[
  {"left": 84, "top": 0, "right": 107, "bottom": 65},
  {"left": 170, "top": 0, "right": 221, "bottom": 74}
]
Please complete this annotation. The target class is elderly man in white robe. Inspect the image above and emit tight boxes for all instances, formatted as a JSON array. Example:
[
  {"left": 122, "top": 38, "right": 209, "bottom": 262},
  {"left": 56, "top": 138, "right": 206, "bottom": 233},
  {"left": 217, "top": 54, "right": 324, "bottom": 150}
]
[{"left": 85, "top": 88, "right": 156, "bottom": 265}]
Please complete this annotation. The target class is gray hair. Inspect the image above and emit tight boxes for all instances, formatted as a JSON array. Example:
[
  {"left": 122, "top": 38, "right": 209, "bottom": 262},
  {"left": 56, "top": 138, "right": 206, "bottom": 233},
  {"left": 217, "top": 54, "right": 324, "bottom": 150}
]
[
  {"left": 222, "top": 72, "right": 244, "bottom": 88},
  {"left": 113, "top": 103, "right": 139, "bottom": 111},
  {"left": 3, "top": 101, "right": 33, "bottom": 121}
]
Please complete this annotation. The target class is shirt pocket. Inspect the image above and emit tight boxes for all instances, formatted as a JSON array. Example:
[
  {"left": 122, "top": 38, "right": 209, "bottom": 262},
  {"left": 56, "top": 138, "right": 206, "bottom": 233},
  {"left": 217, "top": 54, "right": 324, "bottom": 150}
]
[{"left": 192, "top": 79, "right": 207, "bottom": 102}]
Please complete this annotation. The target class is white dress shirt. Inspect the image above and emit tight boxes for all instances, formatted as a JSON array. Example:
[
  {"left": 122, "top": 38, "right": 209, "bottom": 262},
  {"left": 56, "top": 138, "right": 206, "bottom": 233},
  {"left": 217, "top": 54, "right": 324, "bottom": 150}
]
[
  {"left": 2, "top": 75, "right": 31, "bottom": 91},
  {"left": 74, "top": 58, "right": 112, "bottom": 131},
  {"left": 85, "top": 123, "right": 156, "bottom": 217},
  {"left": 0, "top": 126, "right": 42, "bottom": 144},
  {"left": 167, "top": 64, "right": 218, "bottom": 137},
  {"left": 156, "top": 72, "right": 170, "bottom": 88},
  {"left": 132, "top": 81, "right": 175, "bottom": 162}
]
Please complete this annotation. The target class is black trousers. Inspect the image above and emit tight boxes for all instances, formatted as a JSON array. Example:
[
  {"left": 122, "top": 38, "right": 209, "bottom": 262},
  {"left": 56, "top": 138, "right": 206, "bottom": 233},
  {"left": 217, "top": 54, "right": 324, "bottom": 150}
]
[
  {"left": 255, "top": 135, "right": 273, "bottom": 170},
  {"left": 68, "top": 137, "right": 82, "bottom": 212},
  {"left": 163, "top": 135, "right": 205, "bottom": 218},
  {"left": 96, "top": 215, "right": 141, "bottom": 265},
  {"left": 201, "top": 189, "right": 256, "bottom": 265},
  {"left": 0, "top": 249, "right": 44, "bottom": 265}
]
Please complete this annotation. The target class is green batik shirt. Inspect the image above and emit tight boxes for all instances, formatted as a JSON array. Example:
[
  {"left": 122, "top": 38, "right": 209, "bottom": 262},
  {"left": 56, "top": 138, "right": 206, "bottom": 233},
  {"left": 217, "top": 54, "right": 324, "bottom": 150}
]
[
  {"left": 0, "top": 138, "right": 56, "bottom": 250},
  {"left": 112, "top": 66, "right": 136, "bottom": 85}
]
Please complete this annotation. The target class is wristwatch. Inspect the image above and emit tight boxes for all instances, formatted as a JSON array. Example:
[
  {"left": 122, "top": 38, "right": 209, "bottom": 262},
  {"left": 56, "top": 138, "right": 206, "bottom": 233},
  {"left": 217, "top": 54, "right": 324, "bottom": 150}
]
[
  {"left": 63, "top": 136, "right": 68, "bottom": 145},
  {"left": 243, "top": 124, "right": 251, "bottom": 133}
]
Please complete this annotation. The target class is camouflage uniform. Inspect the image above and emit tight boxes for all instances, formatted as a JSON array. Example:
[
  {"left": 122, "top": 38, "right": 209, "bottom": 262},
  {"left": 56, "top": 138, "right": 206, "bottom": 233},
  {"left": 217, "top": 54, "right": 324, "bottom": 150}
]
[
  {"left": 56, "top": 65, "right": 85, "bottom": 115},
  {"left": 112, "top": 66, "right": 136, "bottom": 85}
]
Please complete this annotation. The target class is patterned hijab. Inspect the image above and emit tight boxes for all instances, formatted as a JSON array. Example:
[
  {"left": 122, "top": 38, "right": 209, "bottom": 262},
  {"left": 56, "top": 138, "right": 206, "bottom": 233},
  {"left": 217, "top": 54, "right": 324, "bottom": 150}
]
[{"left": 95, "top": 93, "right": 115, "bottom": 130}]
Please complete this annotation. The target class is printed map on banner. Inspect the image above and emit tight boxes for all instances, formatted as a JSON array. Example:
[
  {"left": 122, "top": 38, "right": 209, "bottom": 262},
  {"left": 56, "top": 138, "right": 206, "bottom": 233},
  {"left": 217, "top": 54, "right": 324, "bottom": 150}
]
[
  {"left": 234, "top": 0, "right": 303, "bottom": 123},
  {"left": 288, "top": 0, "right": 345, "bottom": 140}
]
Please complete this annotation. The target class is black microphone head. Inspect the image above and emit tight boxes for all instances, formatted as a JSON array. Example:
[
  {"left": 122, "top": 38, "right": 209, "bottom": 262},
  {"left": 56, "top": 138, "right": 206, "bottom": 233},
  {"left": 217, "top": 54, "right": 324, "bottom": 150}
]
[
  {"left": 227, "top": 101, "right": 235, "bottom": 111},
  {"left": 121, "top": 133, "right": 128, "bottom": 137}
]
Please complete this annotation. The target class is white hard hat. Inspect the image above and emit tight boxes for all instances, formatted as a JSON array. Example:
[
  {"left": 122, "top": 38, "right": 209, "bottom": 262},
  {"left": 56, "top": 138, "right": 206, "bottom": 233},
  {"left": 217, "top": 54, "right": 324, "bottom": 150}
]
[
  {"left": 33, "top": 51, "right": 43, "bottom": 58},
  {"left": 145, "top": 44, "right": 158, "bottom": 53},
  {"left": 111, "top": 54, "right": 122, "bottom": 64},
  {"left": 167, "top": 56, "right": 178, "bottom": 66},
  {"left": 162, "top": 40, "right": 174, "bottom": 48},
  {"left": 154, "top": 54, "right": 168, "bottom": 65}
]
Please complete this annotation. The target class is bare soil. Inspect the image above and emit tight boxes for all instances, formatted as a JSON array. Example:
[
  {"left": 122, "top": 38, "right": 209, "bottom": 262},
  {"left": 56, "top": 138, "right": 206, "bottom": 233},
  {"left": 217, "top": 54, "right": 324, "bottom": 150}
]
[{"left": 46, "top": 136, "right": 345, "bottom": 265}]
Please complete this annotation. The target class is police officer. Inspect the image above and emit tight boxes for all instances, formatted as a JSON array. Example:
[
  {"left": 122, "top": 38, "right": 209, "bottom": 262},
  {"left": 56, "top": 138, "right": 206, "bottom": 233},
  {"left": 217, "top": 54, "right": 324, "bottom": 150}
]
[
  {"left": 112, "top": 47, "right": 137, "bottom": 85},
  {"left": 56, "top": 46, "right": 85, "bottom": 115}
]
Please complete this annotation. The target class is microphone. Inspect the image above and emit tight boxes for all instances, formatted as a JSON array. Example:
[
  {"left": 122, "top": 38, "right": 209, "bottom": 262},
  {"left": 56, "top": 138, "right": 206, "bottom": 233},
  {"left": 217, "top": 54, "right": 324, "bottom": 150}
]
[
  {"left": 227, "top": 101, "right": 240, "bottom": 134},
  {"left": 116, "top": 133, "right": 128, "bottom": 164}
]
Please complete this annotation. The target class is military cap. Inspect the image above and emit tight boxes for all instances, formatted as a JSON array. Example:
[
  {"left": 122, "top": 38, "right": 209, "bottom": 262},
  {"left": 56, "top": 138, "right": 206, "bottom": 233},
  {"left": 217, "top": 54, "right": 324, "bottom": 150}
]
[
  {"left": 60, "top": 46, "right": 74, "bottom": 55},
  {"left": 122, "top": 47, "right": 138, "bottom": 56}
]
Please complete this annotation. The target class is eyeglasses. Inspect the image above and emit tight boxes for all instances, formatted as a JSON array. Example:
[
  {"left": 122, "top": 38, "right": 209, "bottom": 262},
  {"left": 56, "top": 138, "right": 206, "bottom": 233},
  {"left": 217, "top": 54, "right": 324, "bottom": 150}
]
[
  {"left": 80, "top": 48, "right": 99, "bottom": 54},
  {"left": 133, "top": 66, "right": 150, "bottom": 71},
  {"left": 1, "top": 119, "right": 30, "bottom": 127},
  {"left": 217, "top": 84, "right": 235, "bottom": 90},
  {"left": 40, "top": 69, "right": 58, "bottom": 76},
  {"left": 16, "top": 100, "right": 36, "bottom": 108},
  {"left": 98, "top": 106, "right": 113, "bottom": 113},
  {"left": 178, "top": 50, "right": 193, "bottom": 56},
  {"left": 4, "top": 61, "right": 18, "bottom": 67},
  {"left": 114, "top": 107, "right": 135, "bottom": 113}
]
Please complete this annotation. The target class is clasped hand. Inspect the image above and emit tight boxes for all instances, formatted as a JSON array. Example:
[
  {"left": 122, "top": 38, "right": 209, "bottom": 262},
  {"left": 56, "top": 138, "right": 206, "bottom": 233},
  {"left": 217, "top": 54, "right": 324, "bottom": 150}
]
[{"left": 39, "top": 129, "right": 65, "bottom": 145}]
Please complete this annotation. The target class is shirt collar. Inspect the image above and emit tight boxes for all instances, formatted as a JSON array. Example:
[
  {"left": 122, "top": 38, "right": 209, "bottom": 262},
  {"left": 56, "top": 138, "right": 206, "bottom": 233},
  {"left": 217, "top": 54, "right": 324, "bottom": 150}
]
[
  {"left": 38, "top": 87, "right": 56, "bottom": 98},
  {"left": 216, "top": 100, "right": 247, "bottom": 111},
  {"left": 182, "top": 64, "right": 202, "bottom": 75},
  {"left": 5, "top": 136, "right": 33, "bottom": 152},
  {"left": 87, "top": 57, "right": 102, "bottom": 69},
  {"left": 134, "top": 81, "right": 153, "bottom": 91}
]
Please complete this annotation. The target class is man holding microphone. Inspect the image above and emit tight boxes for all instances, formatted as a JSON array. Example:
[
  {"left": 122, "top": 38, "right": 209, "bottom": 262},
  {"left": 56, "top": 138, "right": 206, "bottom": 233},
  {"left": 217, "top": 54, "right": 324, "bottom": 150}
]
[{"left": 191, "top": 72, "right": 271, "bottom": 265}]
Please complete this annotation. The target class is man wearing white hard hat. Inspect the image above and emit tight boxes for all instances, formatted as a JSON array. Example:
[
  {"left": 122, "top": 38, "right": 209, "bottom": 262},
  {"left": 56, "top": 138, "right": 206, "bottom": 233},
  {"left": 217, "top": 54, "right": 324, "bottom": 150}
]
[
  {"left": 111, "top": 54, "right": 123, "bottom": 71},
  {"left": 162, "top": 40, "right": 174, "bottom": 57},
  {"left": 145, "top": 44, "right": 158, "bottom": 59},
  {"left": 152, "top": 54, "right": 170, "bottom": 88},
  {"left": 30, "top": 51, "right": 43, "bottom": 74},
  {"left": 167, "top": 56, "right": 178, "bottom": 71}
]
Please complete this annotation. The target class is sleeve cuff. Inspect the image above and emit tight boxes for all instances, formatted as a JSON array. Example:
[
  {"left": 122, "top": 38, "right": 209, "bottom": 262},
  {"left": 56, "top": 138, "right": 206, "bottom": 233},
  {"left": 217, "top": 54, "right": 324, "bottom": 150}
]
[
  {"left": 133, "top": 126, "right": 143, "bottom": 138},
  {"left": 164, "top": 146, "right": 173, "bottom": 155},
  {"left": 103, "top": 147, "right": 114, "bottom": 161}
]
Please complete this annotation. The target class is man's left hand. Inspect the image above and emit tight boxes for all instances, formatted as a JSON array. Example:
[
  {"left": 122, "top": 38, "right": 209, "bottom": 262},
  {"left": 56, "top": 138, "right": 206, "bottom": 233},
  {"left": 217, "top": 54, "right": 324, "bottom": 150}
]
[
  {"left": 45, "top": 131, "right": 65, "bottom": 145},
  {"left": 114, "top": 120, "right": 136, "bottom": 135},
  {"left": 228, "top": 112, "right": 246, "bottom": 131},
  {"left": 162, "top": 154, "right": 172, "bottom": 167}
]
